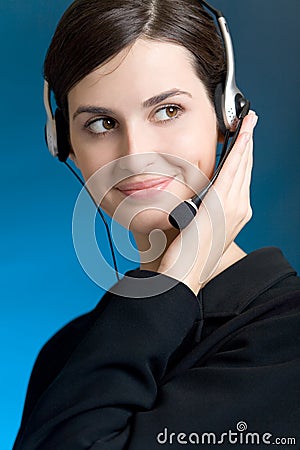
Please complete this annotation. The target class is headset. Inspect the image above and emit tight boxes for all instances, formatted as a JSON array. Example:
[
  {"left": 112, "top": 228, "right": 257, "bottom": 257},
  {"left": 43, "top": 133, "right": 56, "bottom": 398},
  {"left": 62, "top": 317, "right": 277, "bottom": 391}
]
[
  {"left": 167, "top": 0, "right": 250, "bottom": 230},
  {"left": 43, "top": 0, "right": 250, "bottom": 277}
]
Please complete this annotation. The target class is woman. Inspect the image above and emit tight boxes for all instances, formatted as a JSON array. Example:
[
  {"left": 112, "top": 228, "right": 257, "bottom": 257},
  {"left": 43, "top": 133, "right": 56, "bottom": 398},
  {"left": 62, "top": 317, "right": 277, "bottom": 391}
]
[{"left": 13, "top": 0, "right": 300, "bottom": 448}]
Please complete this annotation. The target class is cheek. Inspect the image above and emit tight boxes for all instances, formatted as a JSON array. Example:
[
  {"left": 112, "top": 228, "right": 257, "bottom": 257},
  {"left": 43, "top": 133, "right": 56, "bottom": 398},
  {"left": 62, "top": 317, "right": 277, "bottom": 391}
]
[
  {"left": 168, "top": 122, "right": 217, "bottom": 180},
  {"left": 70, "top": 132, "right": 117, "bottom": 182}
]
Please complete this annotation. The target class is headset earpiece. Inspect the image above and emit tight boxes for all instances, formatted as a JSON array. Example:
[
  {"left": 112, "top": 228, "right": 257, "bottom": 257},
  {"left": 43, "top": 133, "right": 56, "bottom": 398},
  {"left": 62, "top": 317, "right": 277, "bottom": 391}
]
[
  {"left": 214, "top": 82, "right": 247, "bottom": 136},
  {"left": 55, "top": 109, "right": 71, "bottom": 162},
  {"left": 44, "top": 81, "right": 58, "bottom": 158},
  {"left": 43, "top": 80, "right": 71, "bottom": 162},
  {"left": 199, "top": 0, "right": 249, "bottom": 135},
  {"left": 214, "top": 82, "right": 227, "bottom": 135}
]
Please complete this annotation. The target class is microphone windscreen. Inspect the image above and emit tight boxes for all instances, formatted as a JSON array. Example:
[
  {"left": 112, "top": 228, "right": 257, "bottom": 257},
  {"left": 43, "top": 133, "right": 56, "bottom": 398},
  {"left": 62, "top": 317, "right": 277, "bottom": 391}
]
[{"left": 168, "top": 201, "right": 197, "bottom": 230}]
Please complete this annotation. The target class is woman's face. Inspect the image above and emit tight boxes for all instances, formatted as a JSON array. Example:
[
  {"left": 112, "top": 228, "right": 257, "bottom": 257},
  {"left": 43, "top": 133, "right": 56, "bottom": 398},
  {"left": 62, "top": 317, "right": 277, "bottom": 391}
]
[{"left": 68, "top": 39, "right": 218, "bottom": 233}]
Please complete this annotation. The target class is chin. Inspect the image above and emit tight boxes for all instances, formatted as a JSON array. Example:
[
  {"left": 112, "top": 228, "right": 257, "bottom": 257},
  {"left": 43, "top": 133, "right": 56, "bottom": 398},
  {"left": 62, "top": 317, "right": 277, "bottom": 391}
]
[{"left": 129, "top": 209, "right": 174, "bottom": 234}]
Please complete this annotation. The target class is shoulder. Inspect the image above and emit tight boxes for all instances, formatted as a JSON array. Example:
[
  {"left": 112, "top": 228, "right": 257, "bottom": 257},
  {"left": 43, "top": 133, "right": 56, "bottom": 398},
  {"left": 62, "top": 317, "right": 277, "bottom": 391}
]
[
  {"left": 224, "top": 277, "right": 300, "bottom": 369},
  {"left": 248, "top": 269, "right": 300, "bottom": 317},
  {"left": 18, "top": 307, "right": 98, "bottom": 426}
]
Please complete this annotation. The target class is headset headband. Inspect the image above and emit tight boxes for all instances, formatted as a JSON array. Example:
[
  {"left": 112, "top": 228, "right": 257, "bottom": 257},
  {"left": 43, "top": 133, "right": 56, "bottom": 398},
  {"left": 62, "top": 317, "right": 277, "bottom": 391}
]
[{"left": 199, "top": 0, "right": 246, "bottom": 131}]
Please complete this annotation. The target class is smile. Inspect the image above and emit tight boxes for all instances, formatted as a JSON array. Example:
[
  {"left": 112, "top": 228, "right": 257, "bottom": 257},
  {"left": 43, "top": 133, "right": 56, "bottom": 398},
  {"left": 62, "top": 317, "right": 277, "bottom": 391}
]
[{"left": 116, "top": 177, "right": 173, "bottom": 199}]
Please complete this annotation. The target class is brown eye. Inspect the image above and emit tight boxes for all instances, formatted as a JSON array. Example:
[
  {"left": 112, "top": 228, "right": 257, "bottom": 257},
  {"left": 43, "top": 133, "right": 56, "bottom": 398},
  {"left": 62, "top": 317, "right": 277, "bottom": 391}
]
[
  {"left": 166, "top": 106, "right": 179, "bottom": 118},
  {"left": 154, "top": 105, "right": 181, "bottom": 122},
  {"left": 102, "top": 118, "right": 115, "bottom": 130},
  {"left": 88, "top": 117, "right": 117, "bottom": 134}
]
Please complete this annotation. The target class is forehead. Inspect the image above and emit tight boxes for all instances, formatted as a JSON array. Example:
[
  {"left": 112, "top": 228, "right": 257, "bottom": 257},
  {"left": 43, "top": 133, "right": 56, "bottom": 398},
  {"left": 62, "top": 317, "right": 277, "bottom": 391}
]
[{"left": 68, "top": 39, "right": 208, "bottom": 108}]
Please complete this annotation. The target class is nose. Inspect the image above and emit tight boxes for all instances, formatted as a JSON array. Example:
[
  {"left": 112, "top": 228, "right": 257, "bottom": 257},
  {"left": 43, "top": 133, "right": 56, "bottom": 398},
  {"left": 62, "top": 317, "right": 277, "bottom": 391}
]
[{"left": 117, "top": 122, "right": 158, "bottom": 174}]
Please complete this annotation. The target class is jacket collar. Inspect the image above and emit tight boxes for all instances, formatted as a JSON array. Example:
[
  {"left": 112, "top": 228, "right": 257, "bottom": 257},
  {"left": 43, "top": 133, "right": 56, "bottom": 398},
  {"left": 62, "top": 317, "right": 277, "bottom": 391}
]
[{"left": 200, "top": 247, "right": 297, "bottom": 318}]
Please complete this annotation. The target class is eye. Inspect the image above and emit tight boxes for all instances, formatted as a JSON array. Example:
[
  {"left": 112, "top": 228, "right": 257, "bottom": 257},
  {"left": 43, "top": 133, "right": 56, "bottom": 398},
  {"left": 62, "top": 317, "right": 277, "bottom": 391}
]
[
  {"left": 153, "top": 105, "right": 182, "bottom": 122},
  {"left": 86, "top": 117, "right": 117, "bottom": 134}
]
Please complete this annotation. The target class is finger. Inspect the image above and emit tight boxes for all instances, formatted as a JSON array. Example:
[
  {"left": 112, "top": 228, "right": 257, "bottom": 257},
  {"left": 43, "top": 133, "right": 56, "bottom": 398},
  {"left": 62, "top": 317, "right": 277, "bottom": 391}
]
[
  {"left": 215, "top": 132, "right": 250, "bottom": 194},
  {"left": 239, "top": 113, "right": 257, "bottom": 195},
  {"left": 215, "top": 113, "right": 258, "bottom": 192},
  {"left": 237, "top": 140, "right": 254, "bottom": 224},
  {"left": 231, "top": 112, "right": 257, "bottom": 192},
  {"left": 228, "top": 137, "right": 253, "bottom": 195},
  {"left": 239, "top": 110, "right": 258, "bottom": 136},
  {"left": 241, "top": 139, "right": 254, "bottom": 193},
  {"left": 224, "top": 140, "right": 253, "bottom": 227}
]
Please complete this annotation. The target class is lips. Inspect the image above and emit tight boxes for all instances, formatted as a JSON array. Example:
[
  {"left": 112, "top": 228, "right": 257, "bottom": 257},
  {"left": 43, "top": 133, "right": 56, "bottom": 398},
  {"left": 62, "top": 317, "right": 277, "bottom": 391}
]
[{"left": 116, "top": 177, "right": 173, "bottom": 198}]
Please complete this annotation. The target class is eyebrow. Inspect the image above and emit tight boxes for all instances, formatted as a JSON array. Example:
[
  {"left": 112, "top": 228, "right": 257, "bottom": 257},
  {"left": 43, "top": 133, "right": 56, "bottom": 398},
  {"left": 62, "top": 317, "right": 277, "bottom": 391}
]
[
  {"left": 142, "top": 89, "right": 192, "bottom": 108},
  {"left": 73, "top": 89, "right": 192, "bottom": 121}
]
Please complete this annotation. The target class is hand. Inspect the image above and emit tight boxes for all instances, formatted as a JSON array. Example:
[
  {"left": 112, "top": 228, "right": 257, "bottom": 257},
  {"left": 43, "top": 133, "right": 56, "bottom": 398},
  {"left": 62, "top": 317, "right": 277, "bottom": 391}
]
[{"left": 158, "top": 111, "right": 258, "bottom": 295}]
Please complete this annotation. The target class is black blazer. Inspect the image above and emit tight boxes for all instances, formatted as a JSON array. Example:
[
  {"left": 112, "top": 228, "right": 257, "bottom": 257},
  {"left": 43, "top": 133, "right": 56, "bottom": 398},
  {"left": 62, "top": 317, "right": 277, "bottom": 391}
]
[{"left": 13, "top": 247, "right": 300, "bottom": 449}]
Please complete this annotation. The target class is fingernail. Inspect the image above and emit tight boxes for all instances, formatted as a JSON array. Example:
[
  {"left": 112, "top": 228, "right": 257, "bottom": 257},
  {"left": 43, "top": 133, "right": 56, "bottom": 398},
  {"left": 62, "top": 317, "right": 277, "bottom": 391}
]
[{"left": 249, "top": 114, "right": 258, "bottom": 127}]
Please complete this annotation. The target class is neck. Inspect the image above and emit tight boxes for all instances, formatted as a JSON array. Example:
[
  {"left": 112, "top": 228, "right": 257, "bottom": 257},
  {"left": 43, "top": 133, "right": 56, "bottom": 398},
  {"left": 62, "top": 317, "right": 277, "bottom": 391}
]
[
  {"left": 134, "top": 227, "right": 180, "bottom": 272},
  {"left": 206, "top": 241, "right": 247, "bottom": 282}
]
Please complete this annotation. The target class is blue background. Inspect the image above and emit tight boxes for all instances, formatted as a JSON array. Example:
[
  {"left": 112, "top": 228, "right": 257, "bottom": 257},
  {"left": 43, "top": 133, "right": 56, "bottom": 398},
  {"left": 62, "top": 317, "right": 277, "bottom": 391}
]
[{"left": 1, "top": 1, "right": 299, "bottom": 448}]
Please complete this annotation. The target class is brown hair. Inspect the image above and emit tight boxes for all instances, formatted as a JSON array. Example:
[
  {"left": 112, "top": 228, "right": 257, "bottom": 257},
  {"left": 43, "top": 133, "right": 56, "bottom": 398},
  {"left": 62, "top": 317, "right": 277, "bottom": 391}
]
[{"left": 44, "top": 0, "right": 226, "bottom": 118}]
